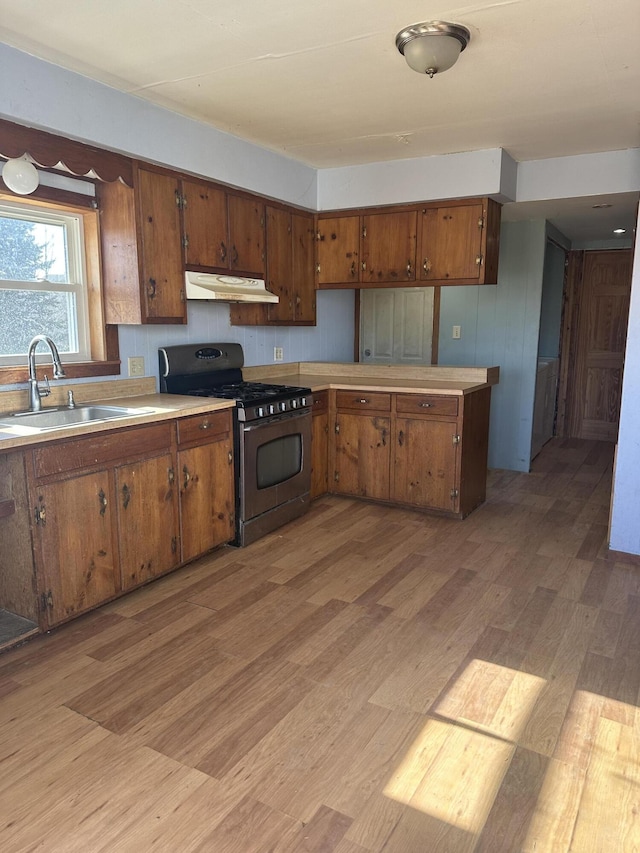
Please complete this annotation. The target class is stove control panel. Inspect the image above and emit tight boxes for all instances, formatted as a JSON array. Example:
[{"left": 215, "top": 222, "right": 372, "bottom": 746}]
[{"left": 238, "top": 392, "right": 313, "bottom": 422}]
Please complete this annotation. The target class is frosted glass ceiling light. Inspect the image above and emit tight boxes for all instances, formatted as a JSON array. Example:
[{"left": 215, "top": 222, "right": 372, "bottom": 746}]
[
  {"left": 396, "top": 21, "right": 470, "bottom": 77},
  {"left": 2, "top": 156, "right": 39, "bottom": 195}
]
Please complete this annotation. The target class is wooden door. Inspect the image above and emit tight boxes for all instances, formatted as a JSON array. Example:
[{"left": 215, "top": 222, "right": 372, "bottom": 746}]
[
  {"left": 393, "top": 417, "right": 458, "bottom": 511},
  {"left": 316, "top": 215, "right": 360, "bottom": 286},
  {"left": 567, "top": 249, "right": 633, "bottom": 441},
  {"left": 181, "top": 180, "right": 228, "bottom": 268},
  {"left": 360, "top": 287, "right": 434, "bottom": 365},
  {"left": 311, "top": 392, "right": 329, "bottom": 498},
  {"left": 334, "top": 412, "right": 390, "bottom": 500},
  {"left": 227, "top": 194, "right": 264, "bottom": 275},
  {"left": 116, "top": 453, "right": 179, "bottom": 591},
  {"left": 265, "top": 206, "right": 293, "bottom": 323},
  {"left": 35, "top": 471, "right": 118, "bottom": 627},
  {"left": 361, "top": 210, "right": 417, "bottom": 283},
  {"left": 179, "top": 438, "right": 235, "bottom": 563},
  {"left": 137, "top": 168, "right": 186, "bottom": 322},
  {"left": 420, "top": 203, "right": 484, "bottom": 283},
  {"left": 291, "top": 212, "right": 316, "bottom": 323}
]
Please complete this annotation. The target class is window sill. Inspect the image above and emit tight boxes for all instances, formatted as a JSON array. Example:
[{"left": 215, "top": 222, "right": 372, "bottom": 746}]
[{"left": 0, "top": 360, "right": 121, "bottom": 387}]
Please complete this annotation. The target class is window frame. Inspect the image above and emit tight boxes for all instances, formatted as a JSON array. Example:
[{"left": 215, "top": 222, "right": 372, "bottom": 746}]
[{"left": 0, "top": 185, "right": 120, "bottom": 385}]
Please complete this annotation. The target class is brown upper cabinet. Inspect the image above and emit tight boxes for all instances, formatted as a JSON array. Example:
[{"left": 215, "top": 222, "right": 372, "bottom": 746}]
[
  {"left": 99, "top": 164, "right": 186, "bottom": 324},
  {"left": 316, "top": 198, "right": 501, "bottom": 289},
  {"left": 419, "top": 200, "right": 501, "bottom": 285},
  {"left": 230, "top": 206, "right": 316, "bottom": 326},
  {"left": 182, "top": 181, "right": 265, "bottom": 276}
]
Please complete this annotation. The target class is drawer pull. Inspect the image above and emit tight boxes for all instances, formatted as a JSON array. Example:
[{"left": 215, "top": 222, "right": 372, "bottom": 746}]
[
  {"left": 199, "top": 421, "right": 211, "bottom": 430},
  {"left": 419, "top": 402, "right": 433, "bottom": 408},
  {"left": 357, "top": 398, "right": 369, "bottom": 404}
]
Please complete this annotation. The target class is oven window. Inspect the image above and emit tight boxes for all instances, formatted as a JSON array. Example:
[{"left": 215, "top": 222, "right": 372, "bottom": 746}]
[{"left": 256, "top": 434, "right": 302, "bottom": 489}]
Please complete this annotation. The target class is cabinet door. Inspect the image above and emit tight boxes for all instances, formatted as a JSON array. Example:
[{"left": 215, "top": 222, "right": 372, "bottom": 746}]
[
  {"left": 227, "top": 194, "right": 265, "bottom": 275},
  {"left": 265, "top": 205, "right": 294, "bottom": 323},
  {"left": 311, "top": 392, "right": 329, "bottom": 499},
  {"left": 316, "top": 215, "right": 360, "bottom": 286},
  {"left": 292, "top": 212, "right": 316, "bottom": 323},
  {"left": 362, "top": 211, "right": 417, "bottom": 283},
  {"left": 179, "top": 437, "right": 235, "bottom": 563},
  {"left": 116, "top": 453, "right": 179, "bottom": 591},
  {"left": 420, "top": 203, "right": 485, "bottom": 283},
  {"left": 137, "top": 168, "right": 186, "bottom": 322},
  {"left": 334, "top": 412, "right": 390, "bottom": 500},
  {"left": 182, "top": 179, "right": 228, "bottom": 268},
  {"left": 34, "top": 471, "right": 118, "bottom": 627},
  {"left": 393, "top": 417, "right": 458, "bottom": 511}
]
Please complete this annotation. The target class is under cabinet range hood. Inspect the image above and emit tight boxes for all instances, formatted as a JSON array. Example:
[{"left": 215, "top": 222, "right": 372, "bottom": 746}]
[{"left": 184, "top": 271, "right": 279, "bottom": 303}]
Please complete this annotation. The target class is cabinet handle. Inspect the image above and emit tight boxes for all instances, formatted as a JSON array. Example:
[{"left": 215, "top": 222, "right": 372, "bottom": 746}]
[
  {"left": 183, "top": 465, "right": 191, "bottom": 489},
  {"left": 381, "top": 428, "right": 387, "bottom": 447},
  {"left": 357, "top": 398, "right": 369, "bottom": 404},
  {"left": 423, "top": 258, "right": 431, "bottom": 274},
  {"left": 361, "top": 262, "right": 367, "bottom": 272},
  {"left": 228, "top": 450, "right": 233, "bottom": 465},
  {"left": 98, "top": 488, "right": 107, "bottom": 517},
  {"left": 168, "top": 467, "right": 175, "bottom": 486},
  {"left": 220, "top": 241, "right": 227, "bottom": 262},
  {"left": 199, "top": 421, "right": 211, "bottom": 430},
  {"left": 350, "top": 261, "right": 356, "bottom": 277},
  {"left": 171, "top": 537, "right": 178, "bottom": 554},
  {"left": 398, "top": 429, "right": 404, "bottom": 447},
  {"left": 147, "top": 278, "right": 156, "bottom": 299},
  {"left": 231, "top": 245, "right": 239, "bottom": 265},
  {"left": 121, "top": 483, "right": 131, "bottom": 510},
  {"left": 407, "top": 260, "right": 412, "bottom": 276},
  {"left": 419, "top": 402, "right": 432, "bottom": 408}
]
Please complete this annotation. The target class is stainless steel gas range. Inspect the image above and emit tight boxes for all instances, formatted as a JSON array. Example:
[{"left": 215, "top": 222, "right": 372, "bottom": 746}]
[{"left": 158, "top": 343, "right": 312, "bottom": 546}]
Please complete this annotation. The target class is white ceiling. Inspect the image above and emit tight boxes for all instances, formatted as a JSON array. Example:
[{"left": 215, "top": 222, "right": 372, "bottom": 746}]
[{"left": 1, "top": 0, "right": 638, "bottom": 240}]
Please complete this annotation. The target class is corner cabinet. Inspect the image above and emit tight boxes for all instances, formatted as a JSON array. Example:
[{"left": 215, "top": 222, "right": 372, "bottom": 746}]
[
  {"left": 325, "top": 387, "right": 491, "bottom": 518},
  {"left": 230, "top": 205, "right": 316, "bottom": 327},
  {"left": 99, "top": 164, "right": 186, "bottom": 325},
  {"left": 316, "top": 198, "right": 501, "bottom": 289}
]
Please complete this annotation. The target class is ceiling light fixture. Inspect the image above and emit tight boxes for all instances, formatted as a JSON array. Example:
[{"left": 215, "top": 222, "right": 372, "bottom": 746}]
[
  {"left": 395, "top": 21, "right": 471, "bottom": 77},
  {"left": 613, "top": 228, "right": 627, "bottom": 234},
  {"left": 592, "top": 203, "right": 612, "bottom": 209},
  {"left": 2, "top": 156, "right": 39, "bottom": 195}
]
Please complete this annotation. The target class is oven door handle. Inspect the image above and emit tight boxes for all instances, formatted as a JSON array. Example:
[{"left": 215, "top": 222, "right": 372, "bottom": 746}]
[{"left": 241, "top": 409, "right": 310, "bottom": 432}]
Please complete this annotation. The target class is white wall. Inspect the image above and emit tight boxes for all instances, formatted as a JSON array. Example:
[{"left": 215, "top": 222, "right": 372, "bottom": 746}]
[{"left": 609, "top": 204, "right": 640, "bottom": 554}]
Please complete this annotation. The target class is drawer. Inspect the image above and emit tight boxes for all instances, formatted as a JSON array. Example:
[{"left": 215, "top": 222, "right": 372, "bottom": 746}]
[
  {"left": 177, "top": 410, "right": 232, "bottom": 446},
  {"left": 335, "top": 390, "right": 391, "bottom": 412},
  {"left": 395, "top": 394, "right": 459, "bottom": 417},
  {"left": 32, "top": 422, "right": 173, "bottom": 479},
  {"left": 312, "top": 391, "right": 328, "bottom": 415}
]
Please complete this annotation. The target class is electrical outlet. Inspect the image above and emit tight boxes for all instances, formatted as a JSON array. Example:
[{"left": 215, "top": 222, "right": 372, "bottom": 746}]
[
  {"left": 274, "top": 346, "right": 284, "bottom": 362},
  {"left": 452, "top": 325, "right": 461, "bottom": 340},
  {"left": 128, "top": 356, "right": 145, "bottom": 377}
]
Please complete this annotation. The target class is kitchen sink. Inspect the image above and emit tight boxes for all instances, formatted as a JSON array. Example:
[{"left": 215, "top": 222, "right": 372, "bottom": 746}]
[{"left": 0, "top": 405, "right": 153, "bottom": 432}]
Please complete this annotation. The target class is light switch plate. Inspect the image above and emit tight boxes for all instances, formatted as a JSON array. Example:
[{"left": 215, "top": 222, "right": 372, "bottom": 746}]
[
  {"left": 274, "top": 347, "right": 284, "bottom": 362},
  {"left": 452, "top": 325, "right": 461, "bottom": 340}
]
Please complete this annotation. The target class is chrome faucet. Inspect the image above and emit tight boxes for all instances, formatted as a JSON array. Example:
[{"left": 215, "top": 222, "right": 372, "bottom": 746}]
[{"left": 27, "top": 335, "right": 66, "bottom": 412}]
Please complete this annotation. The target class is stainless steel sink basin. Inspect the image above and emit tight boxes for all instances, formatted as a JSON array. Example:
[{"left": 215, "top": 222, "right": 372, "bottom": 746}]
[{"left": 0, "top": 405, "right": 151, "bottom": 432}]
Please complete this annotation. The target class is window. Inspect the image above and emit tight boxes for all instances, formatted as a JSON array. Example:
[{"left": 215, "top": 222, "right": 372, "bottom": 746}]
[{"left": 0, "top": 199, "right": 90, "bottom": 364}]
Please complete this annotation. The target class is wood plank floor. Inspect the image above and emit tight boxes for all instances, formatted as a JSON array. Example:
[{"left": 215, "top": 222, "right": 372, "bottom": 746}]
[{"left": 1, "top": 437, "right": 638, "bottom": 852}]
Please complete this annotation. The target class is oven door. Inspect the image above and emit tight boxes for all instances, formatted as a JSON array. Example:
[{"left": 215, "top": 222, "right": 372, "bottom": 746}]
[{"left": 239, "top": 409, "right": 311, "bottom": 523}]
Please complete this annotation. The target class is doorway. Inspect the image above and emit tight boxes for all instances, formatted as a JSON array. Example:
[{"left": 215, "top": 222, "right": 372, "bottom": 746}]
[{"left": 558, "top": 249, "right": 633, "bottom": 440}]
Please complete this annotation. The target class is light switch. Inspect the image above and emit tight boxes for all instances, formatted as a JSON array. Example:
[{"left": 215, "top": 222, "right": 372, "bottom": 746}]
[{"left": 452, "top": 326, "right": 461, "bottom": 339}]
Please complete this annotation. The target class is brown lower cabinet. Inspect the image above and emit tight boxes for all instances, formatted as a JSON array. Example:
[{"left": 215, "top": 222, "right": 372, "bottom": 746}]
[
  {"left": 310, "top": 391, "right": 329, "bottom": 499},
  {"left": 319, "top": 387, "right": 491, "bottom": 518},
  {"left": 19, "top": 410, "right": 234, "bottom": 630}
]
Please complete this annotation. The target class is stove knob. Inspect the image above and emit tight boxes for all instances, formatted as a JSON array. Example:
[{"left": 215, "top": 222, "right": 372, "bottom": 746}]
[
  {"left": 268, "top": 404, "right": 276, "bottom": 415},
  {"left": 301, "top": 397, "right": 308, "bottom": 407},
  {"left": 291, "top": 399, "right": 298, "bottom": 409},
  {"left": 257, "top": 406, "right": 264, "bottom": 418},
  {"left": 279, "top": 401, "right": 287, "bottom": 412}
]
